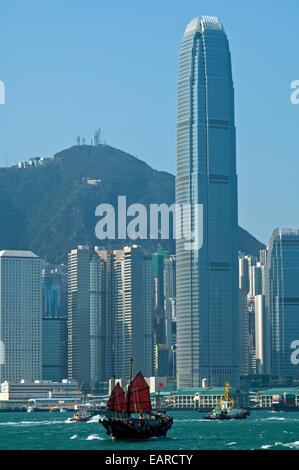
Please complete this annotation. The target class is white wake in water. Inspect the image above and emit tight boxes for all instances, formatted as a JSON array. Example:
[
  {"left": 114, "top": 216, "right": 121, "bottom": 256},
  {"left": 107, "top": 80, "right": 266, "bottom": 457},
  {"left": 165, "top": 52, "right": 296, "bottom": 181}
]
[
  {"left": 261, "top": 440, "right": 299, "bottom": 449},
  {"left": 86, "top": 434, "right": 105, "bottom": 441},
  {"left": 0, "top": 420, "right": 63, "bottom": 426},
  {"left": 87, "top": 414, "right": 102, "bottom": 423}
]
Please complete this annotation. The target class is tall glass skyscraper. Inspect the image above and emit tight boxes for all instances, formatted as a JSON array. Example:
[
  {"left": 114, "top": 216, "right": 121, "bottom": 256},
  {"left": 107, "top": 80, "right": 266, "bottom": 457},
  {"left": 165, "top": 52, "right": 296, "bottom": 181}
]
[
  {"left": 265, "top": 228, "right": 299, "bottom": 377},
  {"left": 176, "top": 16, "right": 239, "bottom": 388}
]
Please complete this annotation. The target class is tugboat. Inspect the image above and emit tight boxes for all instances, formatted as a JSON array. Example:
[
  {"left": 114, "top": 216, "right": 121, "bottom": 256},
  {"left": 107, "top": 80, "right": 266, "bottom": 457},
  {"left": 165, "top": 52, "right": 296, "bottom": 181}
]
[
  {"left": 70, "top": 409, "right": 92, "bottom": 422},
  {"left": 99, "top": 359, "right": 173, "bottom": 439},
  {"left": 204, "top": 382, "right": 250, "bottom": 420}
]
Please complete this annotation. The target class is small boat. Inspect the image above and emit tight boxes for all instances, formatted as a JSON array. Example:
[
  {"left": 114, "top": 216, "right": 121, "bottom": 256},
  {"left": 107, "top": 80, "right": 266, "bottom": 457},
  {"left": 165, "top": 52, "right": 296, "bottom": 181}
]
[
  {"left": 204, "top": 382, "right": 250, "bottom": 420},
  {"left": 272, "top": 393, "right": 299, "bottom": 412},
  {"left": 70, "top": 409, "right": 92, "bottom": 422},
  {"left": 99, "top": 359, "right": 173, "bottom": 439},
  {"left": 49, "top": 406, "right": 60, "bottom": 413}
]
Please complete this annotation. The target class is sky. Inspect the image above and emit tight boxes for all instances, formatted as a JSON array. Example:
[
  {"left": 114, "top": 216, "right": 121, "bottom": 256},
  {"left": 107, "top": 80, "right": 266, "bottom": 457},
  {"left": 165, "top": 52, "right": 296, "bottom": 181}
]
[{"left": 0, "top": 0, "right": 299, "bottom": 244}]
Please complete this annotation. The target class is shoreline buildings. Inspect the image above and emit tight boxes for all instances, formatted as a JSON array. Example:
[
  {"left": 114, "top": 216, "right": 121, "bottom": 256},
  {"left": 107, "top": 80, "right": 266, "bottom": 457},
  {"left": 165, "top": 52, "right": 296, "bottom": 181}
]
[{"left": 176, "top": 16, "right": 239, "bottom": 388}]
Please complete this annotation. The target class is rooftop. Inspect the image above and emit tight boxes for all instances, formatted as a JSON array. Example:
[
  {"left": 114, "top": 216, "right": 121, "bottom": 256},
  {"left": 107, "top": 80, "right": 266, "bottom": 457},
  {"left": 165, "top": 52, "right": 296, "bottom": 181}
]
[
  {"left": 184, "top": 16, "right": 225, "bottom": 37},
  {"left": 172, "top": 388, "right": 228, "bottom": 396},
  {"left": 258, "top": 388, "right": 299, "bottom": 395},
  {"left": 0, "top": 250, "right": 38, "bottom": 258}
]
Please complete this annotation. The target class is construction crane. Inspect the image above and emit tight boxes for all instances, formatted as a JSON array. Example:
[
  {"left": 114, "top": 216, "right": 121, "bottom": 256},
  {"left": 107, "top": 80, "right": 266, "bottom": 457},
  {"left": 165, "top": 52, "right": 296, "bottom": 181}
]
[{"left": 71, "top": 380, "right": 84, "bottom": 409}]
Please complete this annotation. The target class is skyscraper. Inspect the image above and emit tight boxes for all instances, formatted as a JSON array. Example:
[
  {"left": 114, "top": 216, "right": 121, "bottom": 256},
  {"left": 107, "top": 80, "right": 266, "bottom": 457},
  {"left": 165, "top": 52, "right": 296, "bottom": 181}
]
[
  {"left": 42, "top": 263, "right": 68, "bottom": 318},
  {"left": 90, "top": 249, "right": 113, "bottom": 392},
  {"left": 176, "top": 16, "right": 239, "bottom": 388},
  {"left": 114, "top": 246, "right": 153, "bottom": 380},
  {"left": 265, "top": 228, "right": 299, "bottom": 377},
  {"left": 68, "top": 246, "right": 113, "bottom": 392},
  {"left": 255, "top": 294, "right": 270, "bottom": 375},
  {"left": 164, "top": 255, "right": 177, "bottom": 377},
  {"left": 68, "top": 246, "right": 91, "bottom": 388},
  {"left": 0, "top": 250, "right": 42, "bottom": 382},
  {"left": 42, "top": 316, "right": 67, "bottom": 381}
]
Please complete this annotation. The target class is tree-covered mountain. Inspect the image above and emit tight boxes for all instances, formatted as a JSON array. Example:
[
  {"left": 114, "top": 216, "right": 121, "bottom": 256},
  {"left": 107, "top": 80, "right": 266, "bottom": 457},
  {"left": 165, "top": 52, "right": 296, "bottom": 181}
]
[{"left": 0, "top": 144, "right": 265, "bottom": 263}]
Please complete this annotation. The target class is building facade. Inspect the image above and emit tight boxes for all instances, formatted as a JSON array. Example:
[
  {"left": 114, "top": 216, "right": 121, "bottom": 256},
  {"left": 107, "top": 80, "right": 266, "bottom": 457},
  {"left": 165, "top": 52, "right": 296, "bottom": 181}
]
[
  {"left": 175, "top": 16, "right": 239, "bottom": 388},
  {"left": 114, "top": 246, "right": 153, "bottom": 380},
  {"left": 89, "top": 249, "right": 113, "bottom": 392},
  {"left": 255, "top": 294, "right": 270, "bottom": 375},
  {"left": 265, "top": 228, "right": 299, "bottom": 377},
  {"left": 42, "top": 263, "right": 68, "bottom": 318},
  {"left": 42, "top": 317, "right": 67, "bottom": 381},
  {"left": 0, "top": 379, "right": 78, "bottom": 401},
  {"left": 0, "top": 250, "right": 42, "bottom": 382},
  {"left": 67, "top": 246, "right": 91, "bottom": 388}
]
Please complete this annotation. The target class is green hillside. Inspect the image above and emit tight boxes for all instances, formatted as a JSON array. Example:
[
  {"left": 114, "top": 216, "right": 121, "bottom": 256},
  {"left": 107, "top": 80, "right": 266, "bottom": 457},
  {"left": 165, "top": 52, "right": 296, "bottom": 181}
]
[{"left": 0, "top": 144, "right": 265, "bottom": 263}]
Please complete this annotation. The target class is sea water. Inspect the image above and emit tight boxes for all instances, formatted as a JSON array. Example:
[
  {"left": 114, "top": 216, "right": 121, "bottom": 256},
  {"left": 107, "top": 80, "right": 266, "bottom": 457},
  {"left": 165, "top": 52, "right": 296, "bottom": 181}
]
[{"left": 0, "top": 410, "right": 298, "bottom": 450}]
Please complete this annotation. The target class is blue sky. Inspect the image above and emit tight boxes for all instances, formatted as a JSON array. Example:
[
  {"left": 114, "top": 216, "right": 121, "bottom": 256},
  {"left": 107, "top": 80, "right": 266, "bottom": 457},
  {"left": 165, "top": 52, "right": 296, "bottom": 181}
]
[{"left": 0, "top": 0, "right": 299, "bottom": 244}]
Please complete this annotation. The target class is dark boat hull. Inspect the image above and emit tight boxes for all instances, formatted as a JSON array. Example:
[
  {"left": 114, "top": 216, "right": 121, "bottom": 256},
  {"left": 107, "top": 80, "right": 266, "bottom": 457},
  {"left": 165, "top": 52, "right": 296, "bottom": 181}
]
[
  {"left": 204, "top": 409, "right": 250, "bottom": 420},
  {"left": 100, "top": 417, "right": 173, "bottom": 439},
  {"left": 272, "top": 405, "right": 298, "bottom": 412}
]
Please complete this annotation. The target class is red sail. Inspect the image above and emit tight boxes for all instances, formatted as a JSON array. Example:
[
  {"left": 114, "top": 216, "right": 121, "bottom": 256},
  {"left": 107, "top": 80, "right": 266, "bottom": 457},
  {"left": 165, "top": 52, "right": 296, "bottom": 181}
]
[
  {"left": 107, "top": 383, "right": 126, "bottom": 413},
  {"left": 127, "top": 371, "right": 151, "bottom": 414}
]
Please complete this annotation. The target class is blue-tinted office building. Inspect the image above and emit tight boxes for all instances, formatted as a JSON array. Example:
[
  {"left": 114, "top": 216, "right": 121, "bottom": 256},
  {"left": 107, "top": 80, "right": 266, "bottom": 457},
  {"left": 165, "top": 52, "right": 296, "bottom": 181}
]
[
  {"left": 176, "top": 16, "right": 239, "bottom": 388},
  {"left": 265, "top": 228, "right": 299, "bottom": 377}
]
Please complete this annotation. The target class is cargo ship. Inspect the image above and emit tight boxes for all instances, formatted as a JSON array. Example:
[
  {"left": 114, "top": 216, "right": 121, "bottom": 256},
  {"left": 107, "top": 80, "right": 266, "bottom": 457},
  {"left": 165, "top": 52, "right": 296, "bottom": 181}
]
[
  {"left": 272, "top": 393, "right": 298, "bottom": 412},
  {"left": 99, "top": 359, "right": 173, "bottom": 439},
  {"left": 204, "top": 382, "right": 250, "bottom": 420}
]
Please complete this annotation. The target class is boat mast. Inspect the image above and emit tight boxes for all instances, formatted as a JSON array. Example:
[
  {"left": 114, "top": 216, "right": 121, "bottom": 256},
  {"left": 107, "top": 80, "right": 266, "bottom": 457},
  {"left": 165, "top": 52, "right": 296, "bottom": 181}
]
[
  {"left": 158, "top": 388, "right": 161, "bottom": 413},
  {"left": 127, "top": 358, "right": 133, "bottom": 417},
  {"left": 112, "top": 375, "right": 115, "bottom": 414}
]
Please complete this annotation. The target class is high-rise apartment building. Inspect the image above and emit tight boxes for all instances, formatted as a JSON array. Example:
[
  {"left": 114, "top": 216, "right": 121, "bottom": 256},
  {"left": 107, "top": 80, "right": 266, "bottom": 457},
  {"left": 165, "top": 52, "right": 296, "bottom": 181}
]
[
  {"left": 68, "top": 245, "right": 153, "bottom": 391},
  {"left": 0, "top": 250, "right": 42, "bottom": 382},
  {"left": 114, "top": 245, "right": 153, "bottom": 380},
  {"left": 176, "top": 16, "right": 239, "bottom": 387},
  {"left": 68, "top": 246, "right": 114, "bottom": 392},
  {"left": 89, "top": 249, "right": 113, "bottom": 392},
  {"left": 67, "top": 246, "right": 91, "bottom": 388}
]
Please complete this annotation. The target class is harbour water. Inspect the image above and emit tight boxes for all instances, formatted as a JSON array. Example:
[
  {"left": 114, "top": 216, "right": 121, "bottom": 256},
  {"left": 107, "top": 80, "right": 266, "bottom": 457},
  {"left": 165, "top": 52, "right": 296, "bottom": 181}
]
[{"left": 0, "top": 410, "right": 298, "bottom": 450}]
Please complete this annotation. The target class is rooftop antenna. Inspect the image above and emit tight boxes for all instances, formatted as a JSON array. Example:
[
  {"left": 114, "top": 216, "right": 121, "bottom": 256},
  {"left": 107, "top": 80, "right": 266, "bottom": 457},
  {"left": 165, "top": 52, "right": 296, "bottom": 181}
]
[{"left": 77, "top": 136, "right": 81, "bottom": 146}]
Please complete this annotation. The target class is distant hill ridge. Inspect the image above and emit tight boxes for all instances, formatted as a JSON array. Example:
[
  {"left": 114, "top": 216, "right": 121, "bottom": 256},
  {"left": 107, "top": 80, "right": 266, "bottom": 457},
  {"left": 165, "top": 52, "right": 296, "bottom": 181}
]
[{"left": 0, "top": 144, "right": 265, "bottom": 263}]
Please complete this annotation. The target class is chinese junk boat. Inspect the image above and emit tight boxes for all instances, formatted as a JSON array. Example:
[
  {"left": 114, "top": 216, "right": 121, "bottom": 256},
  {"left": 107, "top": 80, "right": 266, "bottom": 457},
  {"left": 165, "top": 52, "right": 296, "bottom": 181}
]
[
  {"left": 204, "top": 382, "right": 250, "bottom": 420},
  {"left": 100, "top": 360, "right": 173, "bottom": 439}
]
